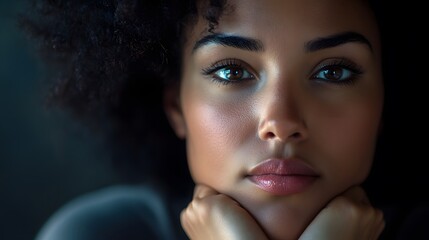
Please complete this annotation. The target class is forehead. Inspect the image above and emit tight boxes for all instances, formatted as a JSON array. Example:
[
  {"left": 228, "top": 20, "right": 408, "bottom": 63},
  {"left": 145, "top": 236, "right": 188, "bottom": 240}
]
[{"left": 186, "top": 0, "right": 380, "bottom": 53}]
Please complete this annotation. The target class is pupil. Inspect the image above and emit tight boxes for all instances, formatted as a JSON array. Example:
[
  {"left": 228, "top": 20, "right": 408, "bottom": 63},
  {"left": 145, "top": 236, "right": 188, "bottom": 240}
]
[
  {"left": 226, "top": 67, "right": 243, "bottom": 80},
  {"left": 325, "top": 67, "right": 342, "bottom": 80}
]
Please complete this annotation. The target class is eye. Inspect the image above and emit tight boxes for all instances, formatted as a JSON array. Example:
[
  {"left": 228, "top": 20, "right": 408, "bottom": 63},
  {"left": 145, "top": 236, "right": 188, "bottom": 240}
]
[
  {"left": 311, "top": 58, "right": 363, "bottom": 85},
  {"left": 314, "top": 66, "right": 352, "bottom": 81},
  {"left": 202, "top": 58, "right": 256, "bottom": 85},
  {"left": 214, "top": 66, "right": 254, "bottom": 82}
]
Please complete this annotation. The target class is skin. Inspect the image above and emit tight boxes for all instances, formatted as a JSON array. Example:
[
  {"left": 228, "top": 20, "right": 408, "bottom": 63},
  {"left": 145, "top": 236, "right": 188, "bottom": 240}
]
[{"left": 165, "top": 0, "right": 385, "bottom": 239}]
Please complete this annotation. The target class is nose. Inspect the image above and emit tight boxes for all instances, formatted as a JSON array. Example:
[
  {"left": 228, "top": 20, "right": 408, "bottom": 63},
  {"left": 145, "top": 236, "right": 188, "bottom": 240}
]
[{"left": 257, "top": 87, "right": 307, "bottom": 143}]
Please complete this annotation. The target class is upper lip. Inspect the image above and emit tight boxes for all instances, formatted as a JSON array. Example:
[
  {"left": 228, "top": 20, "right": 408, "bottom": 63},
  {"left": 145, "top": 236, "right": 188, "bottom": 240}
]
[{"left": 247, "top": 158, "right": 319, "bottom": 176}]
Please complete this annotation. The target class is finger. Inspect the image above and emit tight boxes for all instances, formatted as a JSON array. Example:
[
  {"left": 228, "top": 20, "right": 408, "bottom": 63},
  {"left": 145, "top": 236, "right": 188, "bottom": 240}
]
[
  {"left": 193, "top": 184, "right": 220, "bottom": 199},
  {"left": 341, "top": 185, "right": 370, "bottom": 204},
  {"left": 372, "top": 209, "right": 386, "bottom": 239}
]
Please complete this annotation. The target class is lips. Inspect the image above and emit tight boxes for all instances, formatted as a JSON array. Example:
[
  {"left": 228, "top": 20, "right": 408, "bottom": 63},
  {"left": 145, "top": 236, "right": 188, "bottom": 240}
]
[{"left": 247, "top": 158, "right": 319, "bottom": 195}]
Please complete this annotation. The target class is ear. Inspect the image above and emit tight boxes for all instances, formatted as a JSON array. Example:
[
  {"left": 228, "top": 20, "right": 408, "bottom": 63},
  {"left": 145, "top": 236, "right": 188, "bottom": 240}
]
[{"left": 163, "top": 82, "right": 187, "bottom": 139}]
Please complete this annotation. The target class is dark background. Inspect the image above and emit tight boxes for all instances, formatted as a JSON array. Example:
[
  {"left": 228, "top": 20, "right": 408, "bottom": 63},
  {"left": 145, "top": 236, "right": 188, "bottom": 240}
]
[
  {"left": 1, "top": 1, "right": 121, "bottom": 239},
  {"left": 1, "top": 1, "right": 428, "bottom": 240}
]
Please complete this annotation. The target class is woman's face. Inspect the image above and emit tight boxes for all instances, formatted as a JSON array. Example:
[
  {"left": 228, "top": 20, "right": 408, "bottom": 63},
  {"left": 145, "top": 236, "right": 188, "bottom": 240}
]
[{"left": 167, "top": 0, "right": 383, "bottom": 239}]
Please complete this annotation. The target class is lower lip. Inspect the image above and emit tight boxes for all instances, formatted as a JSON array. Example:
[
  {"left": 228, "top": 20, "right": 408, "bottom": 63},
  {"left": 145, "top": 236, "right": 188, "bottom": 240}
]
[{"left": 248, "top": 175, "right": 316, "bottom": 195}]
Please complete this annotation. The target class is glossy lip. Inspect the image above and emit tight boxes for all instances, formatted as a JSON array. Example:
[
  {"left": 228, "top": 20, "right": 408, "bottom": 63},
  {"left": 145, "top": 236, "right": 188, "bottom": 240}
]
[{"left": 247, "top": 158, "right": 319, "bottom": 196}]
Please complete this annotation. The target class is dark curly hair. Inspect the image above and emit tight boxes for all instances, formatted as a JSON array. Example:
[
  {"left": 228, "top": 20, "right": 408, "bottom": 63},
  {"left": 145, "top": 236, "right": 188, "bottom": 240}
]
[
  {"left": 19, "top": 0, "right": 228, "bottom": 194},
  {"left": 20, "top": 0, "right": 395, "bottom": 198}
]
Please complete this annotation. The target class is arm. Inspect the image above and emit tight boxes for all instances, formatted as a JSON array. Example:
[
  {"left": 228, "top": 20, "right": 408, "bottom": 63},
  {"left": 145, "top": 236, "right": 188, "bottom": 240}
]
[{"left": 35, "top": 185, "right": 175, "bottom": 240}]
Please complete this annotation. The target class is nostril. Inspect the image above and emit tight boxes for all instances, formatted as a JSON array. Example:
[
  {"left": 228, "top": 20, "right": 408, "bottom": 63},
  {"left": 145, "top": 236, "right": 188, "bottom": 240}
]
[
  {"left": 266, "top": 132, "right": 275, "bottom": 139},
  {"left": 290, "top": 132, "right": 300, "bottom": 139}
]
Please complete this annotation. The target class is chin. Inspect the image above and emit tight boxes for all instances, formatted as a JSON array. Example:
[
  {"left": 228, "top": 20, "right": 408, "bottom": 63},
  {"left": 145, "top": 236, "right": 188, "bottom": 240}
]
[
  {"left": 232, "top": 192, "right": 320, "bottom": 240},
  {"left": 256, "top": 205, "right": 313, "bottom": 240}
]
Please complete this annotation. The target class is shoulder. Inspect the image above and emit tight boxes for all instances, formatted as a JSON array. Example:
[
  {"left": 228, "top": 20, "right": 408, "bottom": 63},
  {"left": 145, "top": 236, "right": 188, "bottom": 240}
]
[{"left": 35, "top": 184, "right": 177, "bottom": 240}]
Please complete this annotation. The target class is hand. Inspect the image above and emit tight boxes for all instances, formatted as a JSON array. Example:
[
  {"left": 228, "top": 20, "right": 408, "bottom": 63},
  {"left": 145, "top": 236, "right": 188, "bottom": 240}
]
[
  {"left": 299, "top": 186, "right": 385, "bottom": 240},
  {"left": 180, "top": 184, "right": 268, "bottom": 240}
]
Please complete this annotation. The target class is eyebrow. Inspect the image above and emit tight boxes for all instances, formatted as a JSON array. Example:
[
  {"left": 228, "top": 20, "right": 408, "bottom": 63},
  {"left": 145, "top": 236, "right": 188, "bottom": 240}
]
[
  {"left": 305, "top": 31, "right": 373, "bottom": 52},
  {"left": 192, "top": 33, "right": 264, "bottom": 53},
  {"left": 192, "top": 31, "right": 372, "bottom": 54}
]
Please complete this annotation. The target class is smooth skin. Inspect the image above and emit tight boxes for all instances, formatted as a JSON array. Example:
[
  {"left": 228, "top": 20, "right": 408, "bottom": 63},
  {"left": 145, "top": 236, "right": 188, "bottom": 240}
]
[{"left": 165, "top": 0, "right": 385, "bottom": 239}]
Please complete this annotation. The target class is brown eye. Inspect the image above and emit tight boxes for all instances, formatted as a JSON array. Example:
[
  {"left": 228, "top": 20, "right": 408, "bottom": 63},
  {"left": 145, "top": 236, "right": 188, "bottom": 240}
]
[
  {"left": 320, "top": 66, "right": 345, "bottom": 81},
  {"left": 311, "top": 58, "right": 364, "bottom": 85},
  {"left": 224, "top": 67, "right": 244, "bottom": 81},
  {"left": 202, "top": 58, "right": 257, "bottom": 85},
  {"left": 213, "top": 65, "right": 254, "bottom": 82}
]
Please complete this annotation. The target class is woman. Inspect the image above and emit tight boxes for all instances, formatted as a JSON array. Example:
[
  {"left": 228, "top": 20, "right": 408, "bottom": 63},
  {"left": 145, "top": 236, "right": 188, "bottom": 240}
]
[
  {"left": 23, "top": 0, "right": 426, "bottom": 239},
  {"left": 169, "top": 1, "right": 384, "bottom": 239}
]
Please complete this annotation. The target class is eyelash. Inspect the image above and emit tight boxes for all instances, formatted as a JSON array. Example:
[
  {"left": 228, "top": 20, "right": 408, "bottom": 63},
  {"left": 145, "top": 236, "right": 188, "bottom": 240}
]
[
  {"left": 310, "top": 58, "right": 364, "bottom": 86},
  {"left": 201, "top": 58, "right": 255, "bottom": 85},
  {"left": 201, "top": 58, "right": 364, "bottom": 86}
]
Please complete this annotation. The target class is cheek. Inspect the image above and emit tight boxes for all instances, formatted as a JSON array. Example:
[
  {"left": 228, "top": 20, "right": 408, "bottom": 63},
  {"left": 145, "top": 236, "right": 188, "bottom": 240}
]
[
  {"left": 314, "top": 99, "right": 383, "bottom": 185},
  {"left": 182, "top": 96, "right": 252, "bottom": 188}
]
